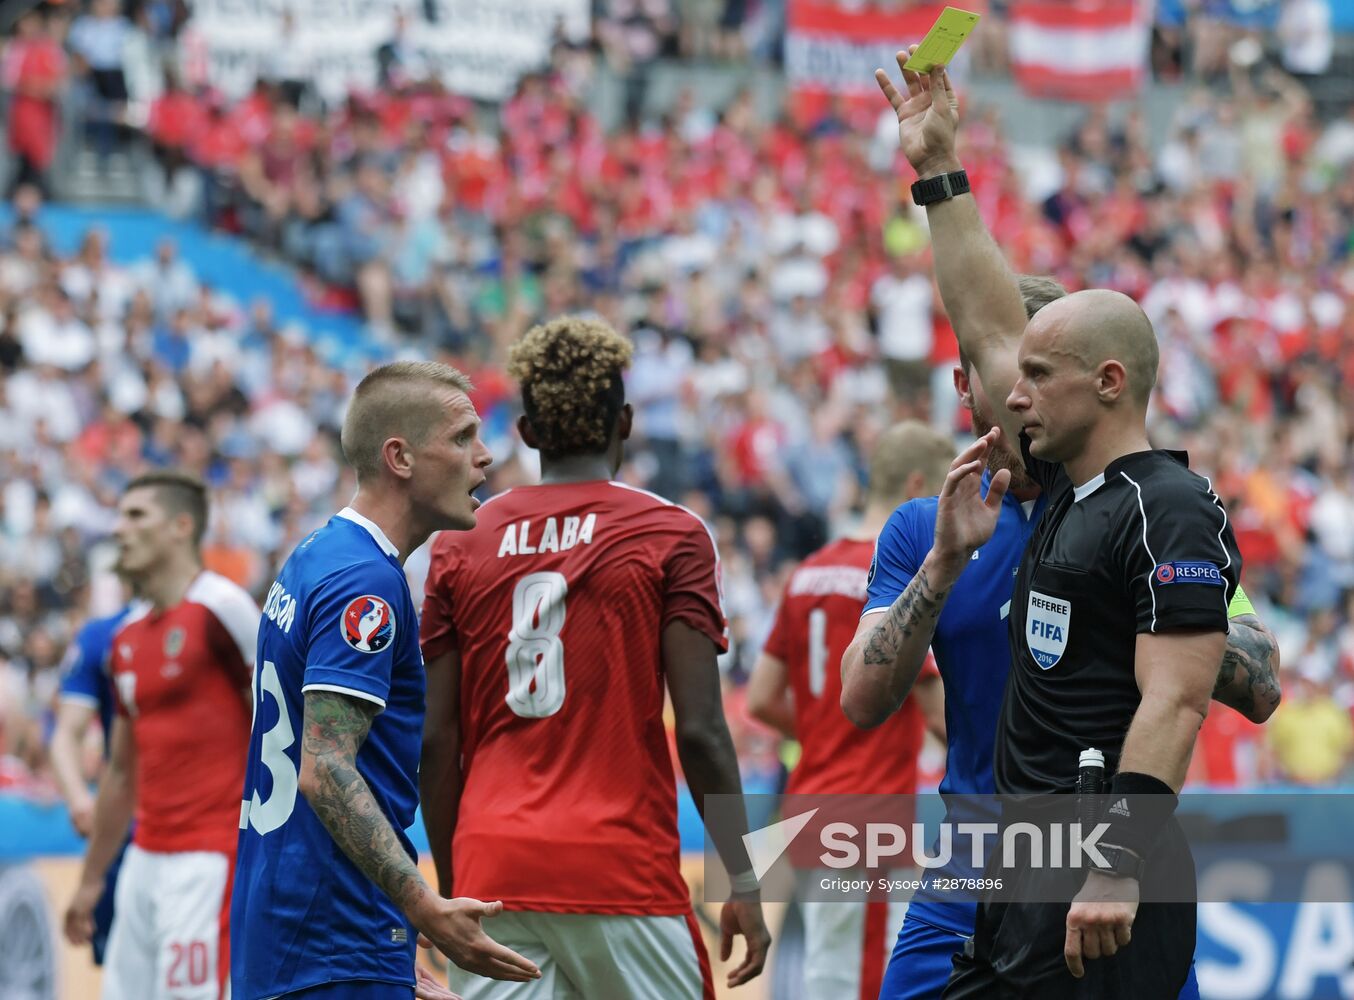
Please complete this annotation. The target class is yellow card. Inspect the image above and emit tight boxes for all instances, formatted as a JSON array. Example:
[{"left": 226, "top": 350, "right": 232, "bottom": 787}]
[{"left": 902, "top": 7, "right": 981, "bottom": 74}]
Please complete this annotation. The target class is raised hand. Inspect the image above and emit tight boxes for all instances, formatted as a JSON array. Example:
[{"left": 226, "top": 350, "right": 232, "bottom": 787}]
[
  {"left": 875, "top": 45, "right": 961, "bottom": 177},
  {"left": 933, "top": 428, "right": 1010, "bottom": 572}
]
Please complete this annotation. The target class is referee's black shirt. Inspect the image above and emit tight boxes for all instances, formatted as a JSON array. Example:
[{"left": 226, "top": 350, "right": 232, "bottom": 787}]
[{"left": 994, "top": 432, "right": 1242, "bottom": 795}]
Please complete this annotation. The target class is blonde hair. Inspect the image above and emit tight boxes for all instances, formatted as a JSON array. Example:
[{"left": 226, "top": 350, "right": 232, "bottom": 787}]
[
  {"left": 1017, "top": 274, "right": 1069, "bottom": 319},
  {"left": 867, "top": 421, "right": 956, "bottom": 504},
  {"left": 507, "top": 316, "right": 634, "bottom": 459},
  {"left": 340, "top": 361, "right": 473, "bottom": 481}
]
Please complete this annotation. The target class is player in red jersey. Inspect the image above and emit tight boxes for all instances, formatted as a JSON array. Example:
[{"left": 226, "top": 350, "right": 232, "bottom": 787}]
[
  {"left": 747, "top": 420, "right": 953, "bottom": 1000},
  {"left": 64, "top": 472, "right": 260, "bottom": 1000},
  {"left": 420, "top": 316, "right": 770, "bottom": 999}
]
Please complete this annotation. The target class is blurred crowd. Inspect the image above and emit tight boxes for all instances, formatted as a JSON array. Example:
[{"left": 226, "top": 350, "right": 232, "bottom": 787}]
[{"left": 2, "top": 0, "right": 1354, "bottom": 797}]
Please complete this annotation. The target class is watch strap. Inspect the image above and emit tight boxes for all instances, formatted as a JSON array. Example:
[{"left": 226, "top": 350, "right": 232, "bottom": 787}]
[
  {"left": 1093, "top": 844, "right": 1145, "bottom": 881},
  {"left": 911, "top": 169, "right": 971, "bottom": 207}
]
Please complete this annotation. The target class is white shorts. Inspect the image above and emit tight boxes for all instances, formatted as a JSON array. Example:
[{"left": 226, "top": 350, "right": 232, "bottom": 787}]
[
  {"left": 803, "top": 896, "right": 909, "bottom": 1000},
  {"left": 448, "top": 910, "right": 713, "bottom": 1000},
  {"left": 102, "top": 844, "right": 231, "bottom": 1000}
]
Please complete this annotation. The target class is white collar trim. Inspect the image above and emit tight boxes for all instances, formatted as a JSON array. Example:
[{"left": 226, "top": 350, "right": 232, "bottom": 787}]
[
  {"left": 336, "top": 507, "right": 400, "bottom": 558},
  {"left": 1073, "top": 473, "right": 1107, "bottom": 503}
]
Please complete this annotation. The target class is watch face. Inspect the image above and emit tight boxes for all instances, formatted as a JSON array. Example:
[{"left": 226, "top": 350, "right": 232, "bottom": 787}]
[{"left": 1095, "top": 845, "right": 1142, "bottom": 879}]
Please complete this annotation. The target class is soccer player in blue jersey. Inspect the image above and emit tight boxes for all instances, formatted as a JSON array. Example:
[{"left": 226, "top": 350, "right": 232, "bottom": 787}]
[
  {"left": 839, "top": 52, "right": 1282, "bottom": 999},
  {"left": 50, "top": 595, "right": 142, "bottom": 965},
  {"left": 233, "top": 361, "right": 539, "bottom": 1000}
]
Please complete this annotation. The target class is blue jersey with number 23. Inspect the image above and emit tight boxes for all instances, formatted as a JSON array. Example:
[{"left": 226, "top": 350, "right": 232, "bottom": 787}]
[{"left": 232, "top": 509, "right": 424, "bottom": 999}]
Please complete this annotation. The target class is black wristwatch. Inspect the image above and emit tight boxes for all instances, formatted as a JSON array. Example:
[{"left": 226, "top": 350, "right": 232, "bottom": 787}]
[
  {"left": 911, "top": 169, "right": 970, "bottom": 207},
  {"left": 1092, "top": 844, "right": 1145, "bottom": 881}
]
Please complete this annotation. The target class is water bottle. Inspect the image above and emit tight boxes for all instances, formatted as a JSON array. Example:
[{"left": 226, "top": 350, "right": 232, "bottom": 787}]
[{"left": 1077, "top": 748, "right": 1105, "bottom": 832}]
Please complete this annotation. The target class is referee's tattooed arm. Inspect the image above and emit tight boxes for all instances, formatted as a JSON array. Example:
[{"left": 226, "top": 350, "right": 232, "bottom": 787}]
[
  {"left": 842, "top": 561, "right": 953, "bottom": 729},
  {"left": 1212, "top": 614, "right": 1282, "bottom": 724}
]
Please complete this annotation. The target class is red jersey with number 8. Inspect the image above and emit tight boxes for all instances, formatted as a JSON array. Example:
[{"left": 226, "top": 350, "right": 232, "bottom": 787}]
[{"left": 421, "top": 481, "right": 727, "bottom": 914}]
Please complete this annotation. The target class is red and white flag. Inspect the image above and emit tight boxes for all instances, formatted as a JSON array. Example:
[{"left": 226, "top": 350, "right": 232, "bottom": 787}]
[
  {"left": 785, "top": 1, "right": 958, "bottom": 98},
  {"left": 1009, "top": 0, "right": 1150, "bottom": 101},
  {"left": 785, "top": 1, "right": 983, "bottom": 125}
]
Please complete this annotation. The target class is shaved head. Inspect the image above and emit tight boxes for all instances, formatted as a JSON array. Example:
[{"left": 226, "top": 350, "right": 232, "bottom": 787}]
[
  {"left": 1024, "top": 289, "right": 1159, "bottom": 407},
  {"left": 341, "top": 361, "right": 473, "bottom": 482}
]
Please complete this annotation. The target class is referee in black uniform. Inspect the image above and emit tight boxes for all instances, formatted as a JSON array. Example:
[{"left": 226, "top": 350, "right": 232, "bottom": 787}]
[
  {"left": 967, "top": 296, "right": 1240, "bottom": 999},
  {"left": 873, "top": 53, "right": 1244, "bottom": 999},
  {"left": 950, "top": 292, "right": 1240, "bottom": 999}
]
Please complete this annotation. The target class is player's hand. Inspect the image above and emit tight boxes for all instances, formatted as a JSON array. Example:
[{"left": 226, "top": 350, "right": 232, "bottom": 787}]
[
  {"left": 63, "top": 879, "right": 103, "bottom": 946},
  {"left": 414, "top": 897, "right": 541, "bottom": 983},
  {"left": 875, "top": 45, "right": 961, "bottom": 178},
  {"left": 69, "top": 796, "right": 95, "bottom": 838},
  {"left": 1064, "top": 871, "right": 1139, "bottom": 977},
  {"left": 719, "top": 897, "right": 771, "bottom": 987},
  {"left": 932, "top": 428, "right": 1010, "bottom": 573},
  {"left": 413, "top": 963, "right": 461, "bottom": 1000}
]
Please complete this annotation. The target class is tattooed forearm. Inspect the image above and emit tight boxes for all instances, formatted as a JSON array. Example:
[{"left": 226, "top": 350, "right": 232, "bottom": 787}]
[
  {"left": 863, "top": 567, "right": 950, "bottom": 667},
  {"left": 1213, "top": 614, "right": 1282, "bottom": 724},
  {"left": 860, "top": 567, "right": 951, "bottom": 700},
  {"left": 844, "top": 555, "right": 962, "bottom": 728},
  {"left": 301, "top": 691, "right": 429, "bottom": 915}
]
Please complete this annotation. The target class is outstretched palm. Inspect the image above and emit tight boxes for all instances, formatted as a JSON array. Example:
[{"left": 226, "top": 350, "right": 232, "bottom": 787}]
[
  {"left": 875, "top": 47, "right": 960, "bottom": 176},
  {"left": 934, "top": 429, "right": 1010, "bottom": 566}
]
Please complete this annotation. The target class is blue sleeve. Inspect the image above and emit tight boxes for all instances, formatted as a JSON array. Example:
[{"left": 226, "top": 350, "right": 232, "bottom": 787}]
[
  {"left": 58, "top": 622, "right": 109, "bottom": 707},
  {"left": 863, "top": 503, "right": 927, "bottom": 615},
  {"left": 301, "top": 563, "right": 409, "bottom": 711}
]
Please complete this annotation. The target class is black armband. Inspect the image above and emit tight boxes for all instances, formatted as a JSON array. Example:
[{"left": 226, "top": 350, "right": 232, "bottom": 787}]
[{"left": 1099, "top": 771, "right": 1177, "bottom": 859}]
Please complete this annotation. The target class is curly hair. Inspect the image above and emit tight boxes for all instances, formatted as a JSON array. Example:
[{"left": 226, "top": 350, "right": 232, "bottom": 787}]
[{"left": 507, "top": 316, "right": 634, "bottom": 460}]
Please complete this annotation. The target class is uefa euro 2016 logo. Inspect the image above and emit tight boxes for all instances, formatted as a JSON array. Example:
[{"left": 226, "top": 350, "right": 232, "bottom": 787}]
[{"left": 341, "top": 596, "right": 396, "bottom": 653}]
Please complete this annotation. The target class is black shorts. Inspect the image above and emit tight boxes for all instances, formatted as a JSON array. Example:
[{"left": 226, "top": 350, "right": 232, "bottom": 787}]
[{"left": 944, "top": 814, "right": 1196, "bottom": 999}]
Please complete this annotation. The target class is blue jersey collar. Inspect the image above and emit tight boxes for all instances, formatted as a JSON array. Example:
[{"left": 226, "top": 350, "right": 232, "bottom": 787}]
[{"left": 336, "top": 507, "right": 400, "bottom": 559}]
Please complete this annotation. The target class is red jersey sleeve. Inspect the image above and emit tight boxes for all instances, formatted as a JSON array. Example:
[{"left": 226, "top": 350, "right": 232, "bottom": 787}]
[
  {"left": 420, "top": 536, "right": 462, "bottom": 661},
  {"left": 206, "top": 614, "right": 251, "bottom": 689},
  {"left": 761, "top": 590, "right": 793, "bottom": 662},
  {"left": 193, "top": 573, "right": 260, "bottom": 683},
  {"left": 662, "top": 518, "right": 728, "bottom": 651}
]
